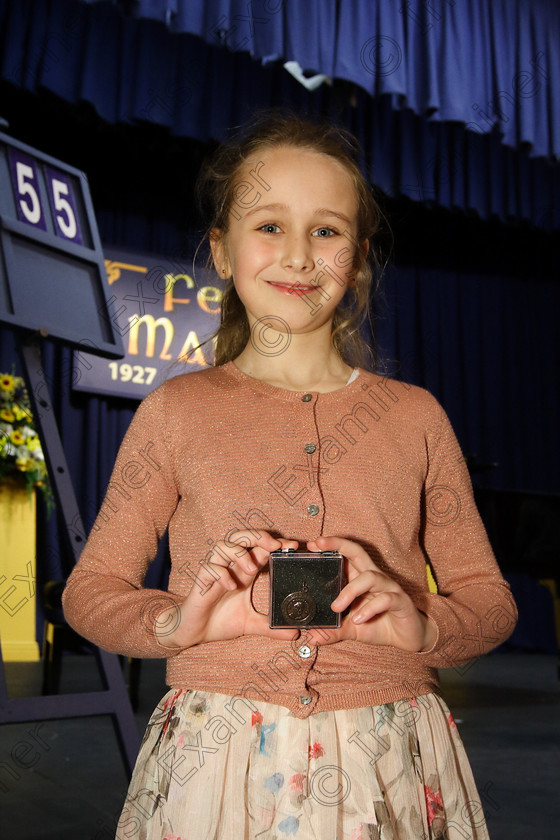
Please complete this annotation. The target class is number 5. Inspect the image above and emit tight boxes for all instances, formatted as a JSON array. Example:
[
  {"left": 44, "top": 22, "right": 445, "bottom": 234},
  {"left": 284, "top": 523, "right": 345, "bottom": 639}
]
[
  {"left": 16, "top": 162, "right": 42, "bottom": 226},
  {"left": 51, "top": 178, "right": 77, "bottom": 240}
]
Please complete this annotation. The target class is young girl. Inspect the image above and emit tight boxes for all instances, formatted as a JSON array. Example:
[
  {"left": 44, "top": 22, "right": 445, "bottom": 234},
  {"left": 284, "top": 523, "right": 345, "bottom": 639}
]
[{"left": 63, "top": 113, "right": 516, "bottom": 840}]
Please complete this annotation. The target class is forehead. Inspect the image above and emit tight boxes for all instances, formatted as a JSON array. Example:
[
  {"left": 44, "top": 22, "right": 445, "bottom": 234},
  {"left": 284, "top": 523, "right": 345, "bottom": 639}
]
[{"left": 236, "top": 145, "right": 358, "bottom": 211}]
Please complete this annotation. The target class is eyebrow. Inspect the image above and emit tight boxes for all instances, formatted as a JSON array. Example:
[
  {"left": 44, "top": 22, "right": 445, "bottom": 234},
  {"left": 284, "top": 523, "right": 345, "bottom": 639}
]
[
  {"left": 243, "top": 203, "right": 353, "bottom": 225},
  {"left": 242, "top": 203, "right": 289, "bottom": 218},
  {"left": 314, "top": 208, "right": 354, "bottom": 225}
]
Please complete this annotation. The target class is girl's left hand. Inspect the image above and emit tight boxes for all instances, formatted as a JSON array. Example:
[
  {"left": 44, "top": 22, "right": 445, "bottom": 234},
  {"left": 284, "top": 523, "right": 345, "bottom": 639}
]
[{"left": 306, "top": 536, "right": 437, "bottom": 652}]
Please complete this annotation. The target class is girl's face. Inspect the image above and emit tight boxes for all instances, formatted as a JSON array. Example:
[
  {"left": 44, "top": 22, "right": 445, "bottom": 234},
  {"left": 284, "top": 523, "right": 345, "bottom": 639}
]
[{"left": 212, "top": 146, "right": 367, "bottom": 337}]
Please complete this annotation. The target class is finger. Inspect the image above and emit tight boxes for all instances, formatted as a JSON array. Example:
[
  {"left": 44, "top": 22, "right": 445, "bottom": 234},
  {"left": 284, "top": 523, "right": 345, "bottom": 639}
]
[
  {"left": 277, "top": 537, "right": 300, "bottom": 551},
  {"left": 226, "top": 529, "right": 283, "bottom": 557},
  {"left": 247, "top": 538, "right": 300, "bottom": 572},
  {"left": 307, "top": 536, "right": 383, "bottom": 575},
  {"left": 331, "top": 570, "right": 394, "bottom": 612},
  {"left": 193, "top": 560, "right": 238, "bottom": 594},
  {"left": 248, "top": 539, "right": 298, "bottom": 568},
  {"left": 228, "top": 537, "right": 299, "bottom": 581},
  {"left": 208, "top": 544, "right": 259, "bottom": 576},
  {"left": 350, "top": 591, "right": 399, "bottom": 623},
  {"left": 218, "top": 532, "right": 298, "bottom": 576}
]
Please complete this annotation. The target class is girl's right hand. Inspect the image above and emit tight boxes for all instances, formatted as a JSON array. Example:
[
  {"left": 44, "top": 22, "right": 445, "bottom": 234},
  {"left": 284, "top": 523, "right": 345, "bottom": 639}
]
[{"left": 154, "top": 530, "right": 299, "bottom": 648}]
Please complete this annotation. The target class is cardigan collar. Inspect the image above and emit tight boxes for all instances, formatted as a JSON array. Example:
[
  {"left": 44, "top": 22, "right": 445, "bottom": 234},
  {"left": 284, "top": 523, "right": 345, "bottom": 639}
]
[{"left": 218, "top": 360, "right": 366, "bottom": 404}]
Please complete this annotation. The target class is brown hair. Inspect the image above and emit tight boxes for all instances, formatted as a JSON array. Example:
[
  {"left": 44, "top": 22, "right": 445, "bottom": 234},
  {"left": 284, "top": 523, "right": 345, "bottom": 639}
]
[{"left": 195, "top": 110, "right": 388, "bottom": 370}]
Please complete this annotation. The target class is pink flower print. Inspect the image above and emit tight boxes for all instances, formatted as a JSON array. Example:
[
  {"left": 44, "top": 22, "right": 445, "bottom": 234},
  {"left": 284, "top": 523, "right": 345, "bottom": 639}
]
[
  {"left": 163, "top": 835, "right": 187, "bottom": 840},
  {"left": 289, "top": 773, "right": 306, "bottom": 792},
  {"left": 288, "top": 771, "right": 308, "bottom": 807},
  {"left": 308, "top": 742, "right": 324, "bottom": 760},
  {"left": 448, "top": 712, "right": 457, "bottom": 729},
  {"left": 350, "top": 827, "right": 363, "bottom": 840},
  {"left": 252, "top": 710, "right": 263, "bottom": 726},
  {"left": 409, "top": 697, "right": 419, "bottom": 708},
  {"left": 424, "top": 785, "right": 444, "bottom": 827}
]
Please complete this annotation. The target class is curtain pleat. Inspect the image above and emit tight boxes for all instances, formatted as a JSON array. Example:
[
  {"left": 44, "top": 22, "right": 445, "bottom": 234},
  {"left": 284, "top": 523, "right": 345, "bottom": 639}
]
[
  {"left": 375, "top": 265, "right": 560, "bottom": 495},
  {"left": 1, "top": 0, "right": 559, "bottom": 228},
  {"left": 75, "top": 0, "right": 560, "bottom": 159}
]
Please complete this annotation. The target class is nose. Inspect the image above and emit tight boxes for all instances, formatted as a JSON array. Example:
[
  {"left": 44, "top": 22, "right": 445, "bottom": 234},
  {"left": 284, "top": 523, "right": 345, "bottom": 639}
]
[{"left": 281, "top": 233, "right": 314, "bottom": 272}]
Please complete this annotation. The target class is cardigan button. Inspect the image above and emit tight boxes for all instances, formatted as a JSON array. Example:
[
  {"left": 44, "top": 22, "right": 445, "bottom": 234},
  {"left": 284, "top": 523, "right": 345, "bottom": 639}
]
[
  {"left": 299, "top": 695, "right": 312, "bottom": 705},
  {"left": 302, "top": 393, "right": 312, "bottom": 402},
  {"left": 298, "top": 645, "right": 312, "bottom": 658},
  {"left": 304, "top": 443, "right": 316, "bottom": 454},
  {"left": 307, "top": 504, "right": 320, "bottom": 516}
]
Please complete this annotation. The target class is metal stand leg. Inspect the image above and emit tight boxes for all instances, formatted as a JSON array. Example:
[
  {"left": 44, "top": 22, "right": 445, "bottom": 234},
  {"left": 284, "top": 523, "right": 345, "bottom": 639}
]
[{"left": 0, "top": 337, "right": 140, "bottom": 776}]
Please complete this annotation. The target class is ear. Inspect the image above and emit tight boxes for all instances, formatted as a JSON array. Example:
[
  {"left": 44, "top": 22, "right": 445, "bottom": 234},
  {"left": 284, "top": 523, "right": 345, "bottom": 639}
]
[
  {"left": 209, "top": 228, "right": 231, "bottom": 278},
  {"left": 360, "top": 238, "right": 370, "bottom": 261},
  {"left": 348, "top": 239, "right": 369, "bottom": 287}
]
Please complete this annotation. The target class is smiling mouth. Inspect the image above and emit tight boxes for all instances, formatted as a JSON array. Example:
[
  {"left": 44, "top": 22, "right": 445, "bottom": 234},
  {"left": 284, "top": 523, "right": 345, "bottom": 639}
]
[{"left": 266, "top": 281, "right": 318, "bottom": 295}]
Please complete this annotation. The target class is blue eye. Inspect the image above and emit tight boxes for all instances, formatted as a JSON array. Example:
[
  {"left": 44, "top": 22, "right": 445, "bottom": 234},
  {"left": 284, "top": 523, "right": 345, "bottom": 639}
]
[{"left": 314, "top": 227, "right": 336, "bottom": 238}]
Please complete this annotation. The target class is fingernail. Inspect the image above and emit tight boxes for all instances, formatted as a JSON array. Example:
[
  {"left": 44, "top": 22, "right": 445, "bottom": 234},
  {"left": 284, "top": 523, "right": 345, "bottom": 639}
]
[
  {"left": 246, "top": 561, "right": 257, "bottom": 572},
  {"left": 353, "top": 612, "right": 365, "bottom": 623}
]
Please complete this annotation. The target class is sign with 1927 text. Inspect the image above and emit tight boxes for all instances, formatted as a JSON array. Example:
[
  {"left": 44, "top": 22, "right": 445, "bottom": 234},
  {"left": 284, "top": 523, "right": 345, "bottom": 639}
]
[{"left": 72, "top": 247, "right": 224, "bottom": 399}]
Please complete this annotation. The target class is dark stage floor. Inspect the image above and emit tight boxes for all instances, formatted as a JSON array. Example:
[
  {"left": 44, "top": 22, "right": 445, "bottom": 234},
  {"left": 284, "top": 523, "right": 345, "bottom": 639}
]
[{"left": 0, "top": 651, "right": 558, "bottom": 839}]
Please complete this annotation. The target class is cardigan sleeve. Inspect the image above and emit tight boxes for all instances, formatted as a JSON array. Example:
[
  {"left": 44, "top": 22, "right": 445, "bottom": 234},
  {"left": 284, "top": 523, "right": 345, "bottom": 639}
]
[
  {"left": 62, "top": 382, "right": 186, "bottom": 658},
  {"left": 412, "top": 398, "right": 517, "bottom": 668}
]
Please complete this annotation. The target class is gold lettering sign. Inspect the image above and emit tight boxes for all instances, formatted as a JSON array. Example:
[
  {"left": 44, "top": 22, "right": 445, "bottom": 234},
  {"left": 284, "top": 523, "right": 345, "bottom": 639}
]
[{"left": 73, "top": 248, "right": 224, "bottom": 399}]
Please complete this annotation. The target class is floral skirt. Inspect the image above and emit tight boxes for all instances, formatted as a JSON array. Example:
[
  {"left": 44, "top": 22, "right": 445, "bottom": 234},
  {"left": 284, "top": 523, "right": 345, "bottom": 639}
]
[{"left": 116, "top": 688, "right": 490, "bottom": 840}]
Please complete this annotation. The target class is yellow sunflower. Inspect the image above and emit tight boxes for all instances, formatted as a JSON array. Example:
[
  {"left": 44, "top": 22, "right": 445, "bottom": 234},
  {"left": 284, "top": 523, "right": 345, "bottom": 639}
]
[
  {"left": 0, "top": 409, "right": 14, "bottom": 422},
  {"left": 0, "top": 374, "right": 14, "bottom": 392},
  {"left": 16, "top": 456, "right": 37, "bottom": 472},
  {"left": 10, "top": 430, "right": 25, "bottom": 446},
  {"left": 13, "top": 405, "right": 31, "bottom": 422}
]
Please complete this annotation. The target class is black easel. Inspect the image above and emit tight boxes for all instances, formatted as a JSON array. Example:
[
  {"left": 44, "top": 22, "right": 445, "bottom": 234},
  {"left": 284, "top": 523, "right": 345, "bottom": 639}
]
[
  {"left": 0, "top": 336, "right": 140, "bottom": 775},
  {"left": 0, "top": 129, "right": 141, "bottom": 776}
]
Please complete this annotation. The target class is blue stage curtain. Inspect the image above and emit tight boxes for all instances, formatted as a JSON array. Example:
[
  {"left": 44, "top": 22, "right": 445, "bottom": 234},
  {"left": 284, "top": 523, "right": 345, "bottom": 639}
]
[
  {"left": 0, "top": 0, "right": 559, "bottom": 229},
  {"left": 375, "top": 264, "right": 560, "bottom": 495},
  {"left": 75, "top": 0, "right": 560, "bottom": 159}
]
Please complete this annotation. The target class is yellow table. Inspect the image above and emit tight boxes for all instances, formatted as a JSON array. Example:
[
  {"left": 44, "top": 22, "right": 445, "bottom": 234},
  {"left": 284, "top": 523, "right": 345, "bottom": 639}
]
[{"left": 0, "top": 481, "right": 40, "bottom": 661}]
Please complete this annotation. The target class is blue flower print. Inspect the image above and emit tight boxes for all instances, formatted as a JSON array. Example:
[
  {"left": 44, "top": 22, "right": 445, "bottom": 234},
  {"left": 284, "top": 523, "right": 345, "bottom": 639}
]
[
  {"left": 278, "top": 815, "right": 299, "bottom": 835},
  {"left": 264, "top": 772, "right": 285, "bottom": 794}
]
